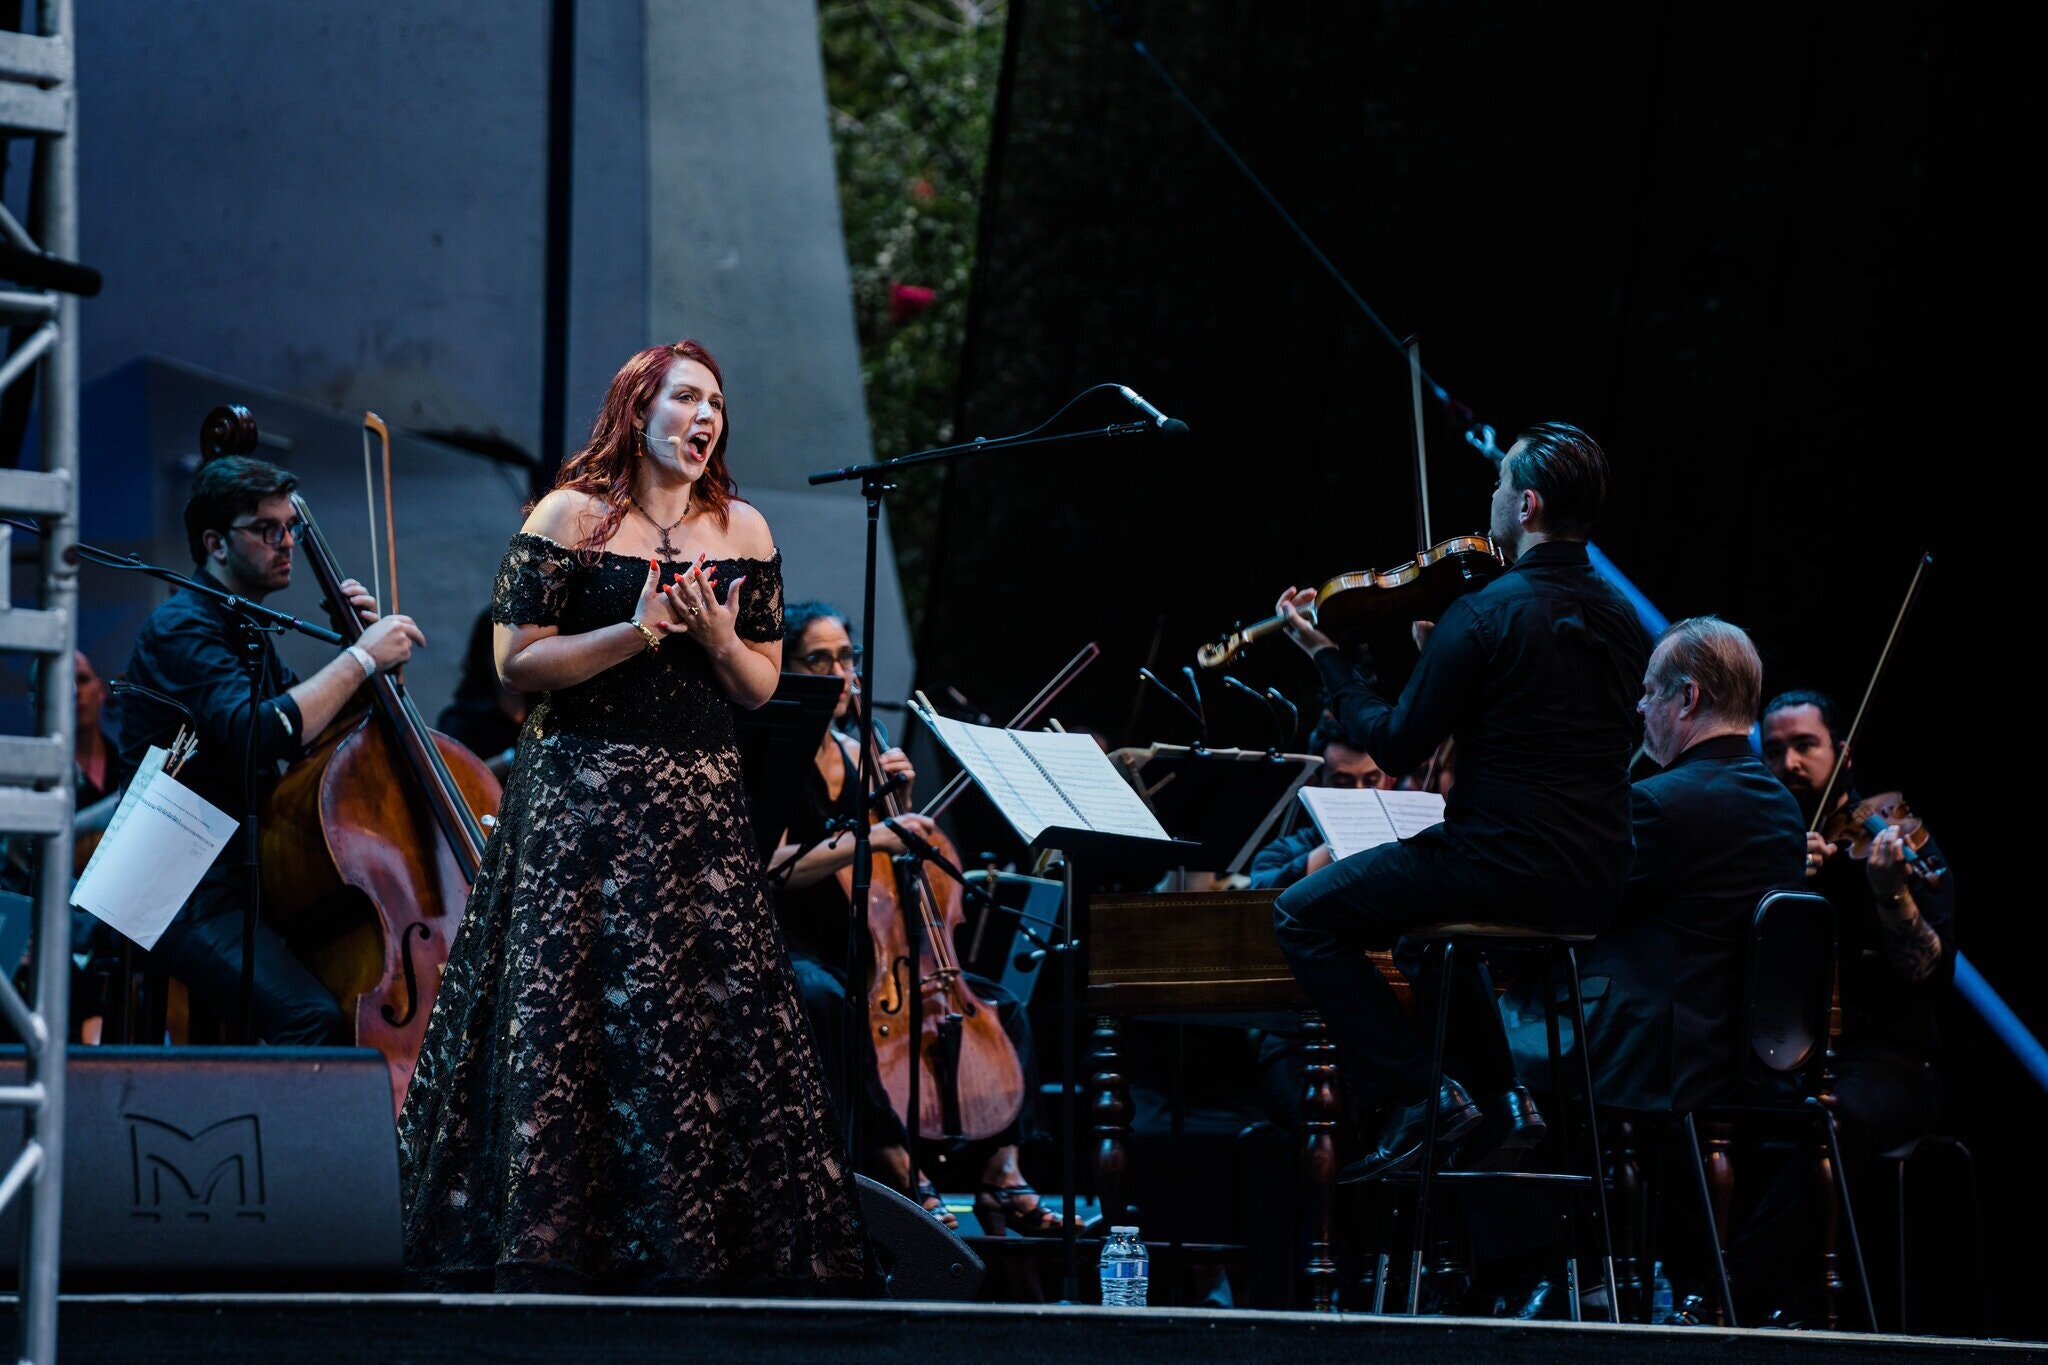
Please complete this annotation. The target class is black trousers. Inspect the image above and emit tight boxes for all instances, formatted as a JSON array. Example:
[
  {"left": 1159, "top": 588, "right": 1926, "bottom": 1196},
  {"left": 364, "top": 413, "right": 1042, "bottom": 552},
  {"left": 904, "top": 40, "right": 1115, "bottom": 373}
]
[
  {"left": 791, "top": 950, "right": 1041, "bottom": 1162},
  {"left": 1272, "top": 830, "right": 1533, "bottom": 1108},
  {"left": 1726, "top": 1046, "right": 1942, "bottom": 1315},
  {"left": 150, "top": 864, "right": 348, "bottom": 1046}
]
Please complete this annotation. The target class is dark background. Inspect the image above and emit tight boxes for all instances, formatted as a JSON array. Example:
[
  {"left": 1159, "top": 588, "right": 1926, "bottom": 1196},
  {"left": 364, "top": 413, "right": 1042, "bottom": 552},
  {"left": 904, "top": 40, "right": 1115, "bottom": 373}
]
[{"left": 914, "top": 0, "right": 2042, "bottom": 1332}]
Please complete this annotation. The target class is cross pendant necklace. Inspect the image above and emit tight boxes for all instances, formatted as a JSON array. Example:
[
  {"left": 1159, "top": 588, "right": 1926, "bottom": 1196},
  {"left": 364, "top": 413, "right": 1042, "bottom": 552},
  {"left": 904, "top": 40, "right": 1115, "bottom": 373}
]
[{"left": 630, "top": 495, "right": 689, "bottom": 560}]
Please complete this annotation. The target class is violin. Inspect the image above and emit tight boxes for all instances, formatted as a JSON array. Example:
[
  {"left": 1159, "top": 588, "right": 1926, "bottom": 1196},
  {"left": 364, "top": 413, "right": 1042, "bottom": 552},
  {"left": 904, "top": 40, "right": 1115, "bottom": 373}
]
[
  {"left": 260, "top": 441, "right": 501, "bottom": 1114},
  {"left": 841, "top": 704, "right": 1025, "bottom": 1142},
  {"left": 1820, "top": 790, "right": 1947, "bottom": 886},
  {"left": 1805, "top": 553, "right": 1944, "bottom": 891},
  {"left": 1199, "top": 337, "right": 1504, "bottom": 670},
  {"left": 1197, "top": 535, "right": 1503, "bottom": 669}
]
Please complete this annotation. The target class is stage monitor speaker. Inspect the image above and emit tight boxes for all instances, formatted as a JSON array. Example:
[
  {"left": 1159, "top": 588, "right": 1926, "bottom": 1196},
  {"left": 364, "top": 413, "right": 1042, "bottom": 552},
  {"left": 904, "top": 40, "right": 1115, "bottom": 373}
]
[
  {"left": 854, "top": 1173, "right": 984, "bottom": 1301},
  {"left": 0, "top": 1046, "right": 401, "bottom": 1290}
]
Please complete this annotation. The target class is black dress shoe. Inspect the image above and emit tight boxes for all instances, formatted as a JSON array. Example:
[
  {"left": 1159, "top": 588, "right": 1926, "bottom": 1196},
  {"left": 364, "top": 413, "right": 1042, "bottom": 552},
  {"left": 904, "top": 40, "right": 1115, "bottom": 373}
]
[
  {"left": 1504, "top": 1277, "right": 1567, "bottom": 1320},
  {"left": 1454, "top": 1085, "right": 1548, "bottom": 1170},
  {"left": 1339, "top": 1079, "right": 1484, "bottom": 1184}
]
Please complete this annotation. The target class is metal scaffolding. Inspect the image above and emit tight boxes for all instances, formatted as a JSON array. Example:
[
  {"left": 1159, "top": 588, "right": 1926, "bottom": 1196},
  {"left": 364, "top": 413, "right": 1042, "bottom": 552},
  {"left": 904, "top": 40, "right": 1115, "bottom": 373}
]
[{"left": 0, "top": 2, "right": 76, "bottom": 1363}]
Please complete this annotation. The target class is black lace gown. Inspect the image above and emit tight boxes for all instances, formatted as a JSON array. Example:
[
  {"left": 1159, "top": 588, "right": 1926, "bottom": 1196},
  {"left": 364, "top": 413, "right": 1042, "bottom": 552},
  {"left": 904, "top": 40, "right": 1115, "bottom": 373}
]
[{"left": 397, "top": 533, "right": 866, "bottom": 1294}]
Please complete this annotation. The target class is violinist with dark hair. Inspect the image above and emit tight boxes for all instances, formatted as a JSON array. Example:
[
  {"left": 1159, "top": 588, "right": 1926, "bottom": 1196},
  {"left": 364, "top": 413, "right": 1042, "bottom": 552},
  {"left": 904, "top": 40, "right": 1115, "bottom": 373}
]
[
  {"left": 1268, "top": 422, "right": 1650, "bottom": 1182},
  {"left": 1744, "top": 688, "right": 1958, "bottom": 1322}
]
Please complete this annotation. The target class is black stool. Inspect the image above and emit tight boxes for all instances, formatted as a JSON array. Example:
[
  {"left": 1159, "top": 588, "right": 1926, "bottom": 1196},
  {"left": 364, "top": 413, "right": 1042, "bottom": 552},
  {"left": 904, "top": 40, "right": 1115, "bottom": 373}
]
[{"left": 1383, "top": 923, "right": 1619, "bottom": 1322}]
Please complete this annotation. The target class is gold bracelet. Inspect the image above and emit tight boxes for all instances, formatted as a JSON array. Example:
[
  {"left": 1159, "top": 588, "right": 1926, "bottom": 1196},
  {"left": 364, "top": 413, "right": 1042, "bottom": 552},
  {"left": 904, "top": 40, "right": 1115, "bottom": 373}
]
[{"left": 629, "top": 618, "right": 662, "bottom": 652}]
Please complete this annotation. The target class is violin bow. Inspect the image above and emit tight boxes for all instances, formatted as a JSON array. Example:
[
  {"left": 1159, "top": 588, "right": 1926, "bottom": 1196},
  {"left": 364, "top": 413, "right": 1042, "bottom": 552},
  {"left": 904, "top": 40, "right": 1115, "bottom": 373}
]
[
  {"left": 919, "top": 642, "right": 1101, "bottom": 820},
  {"left": 1807, "top": 552, "right": 1934, "bottom": 833},
  {"left": 361, "top": 412, "right": 398, "bottom": 618},
  {"left": 1406, "top": 335, "right": 1433, "bottom": 550}
]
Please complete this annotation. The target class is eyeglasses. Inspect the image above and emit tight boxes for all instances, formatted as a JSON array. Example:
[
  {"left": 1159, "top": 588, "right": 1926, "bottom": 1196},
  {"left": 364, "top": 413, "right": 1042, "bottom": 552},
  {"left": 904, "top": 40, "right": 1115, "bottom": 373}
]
[
  {"left": 227, "top": 516, "right": 305, "bottom": 548},
  {"left": 792, "top": 645, "right": 862, "bottom": 674}
]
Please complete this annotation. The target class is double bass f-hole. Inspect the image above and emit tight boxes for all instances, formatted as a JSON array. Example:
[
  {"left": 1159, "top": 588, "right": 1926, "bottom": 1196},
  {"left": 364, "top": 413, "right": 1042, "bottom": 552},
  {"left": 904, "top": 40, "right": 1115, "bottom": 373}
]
[{"left": 380, "top": 920, "right": 435, "bottom": 1028}]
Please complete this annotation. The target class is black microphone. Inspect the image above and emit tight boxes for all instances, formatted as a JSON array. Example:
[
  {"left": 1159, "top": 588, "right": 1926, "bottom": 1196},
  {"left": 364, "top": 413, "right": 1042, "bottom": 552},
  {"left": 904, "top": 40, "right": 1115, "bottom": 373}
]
[
  {"left": 108, "top": 678, "right": 198, "bottom": 729},
  {"left": 1137, "top": 667, "right": 1205, "bottom": 742},
  {"left": 1265, "top": 687, "right": 1302, "bottom": 744},
  {"left": 1221, "top": 674, "right": 1283, "bottom": 749},
  {"left": 1181, "top": 665, "right": 1209, "bottom": 739},
  {"left": 1117, "top": 385, "right": 1189, "bottom": 435},
  {"left": 0, "top": 242, "right": 102, "bottom": 298}
]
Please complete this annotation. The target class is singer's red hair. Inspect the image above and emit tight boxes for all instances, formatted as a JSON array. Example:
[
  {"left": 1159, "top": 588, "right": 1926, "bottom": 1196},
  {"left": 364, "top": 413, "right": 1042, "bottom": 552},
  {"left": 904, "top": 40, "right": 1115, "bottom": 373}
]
[{"left": 552, "top": 340, "right": 740, "bottom": 561}]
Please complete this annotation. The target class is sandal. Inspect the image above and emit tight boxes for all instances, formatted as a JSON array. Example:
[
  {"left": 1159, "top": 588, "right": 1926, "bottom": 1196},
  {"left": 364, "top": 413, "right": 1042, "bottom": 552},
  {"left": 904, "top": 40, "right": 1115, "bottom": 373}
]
[
  {"left": 914, "top": 1174, "right": 959, "bottom": 1231},
  {"left": 975, "top": 1182, "right": 1063, "bottom": 1238}
]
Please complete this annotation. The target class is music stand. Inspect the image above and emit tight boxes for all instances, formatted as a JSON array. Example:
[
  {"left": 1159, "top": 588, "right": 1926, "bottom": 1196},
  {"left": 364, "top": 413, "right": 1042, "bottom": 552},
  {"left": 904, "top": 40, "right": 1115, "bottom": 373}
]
[
  {"left": 1110, "top": 744, "right": 1321, "bottom": 873},
  {"left": 730, "top": 671, "right": 844, "bottom": 861}
]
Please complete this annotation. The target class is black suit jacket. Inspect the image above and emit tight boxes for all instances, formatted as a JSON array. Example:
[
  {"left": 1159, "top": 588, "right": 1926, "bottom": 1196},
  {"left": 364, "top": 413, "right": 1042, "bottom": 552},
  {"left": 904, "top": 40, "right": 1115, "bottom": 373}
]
[{"left": 1507, "top": 734, "right": 1807, "bottom": 1112}]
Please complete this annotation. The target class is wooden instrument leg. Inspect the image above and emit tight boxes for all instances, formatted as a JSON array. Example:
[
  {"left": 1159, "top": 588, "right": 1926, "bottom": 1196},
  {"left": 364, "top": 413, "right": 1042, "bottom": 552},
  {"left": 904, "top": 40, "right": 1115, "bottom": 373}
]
[
  {"left": 1607, "top": 1119, "right": 1647, "bottom": 1321},
  {"left": 1091, "top": 1015, "right": 1132, "bottom": 1233},
  {"left": 1815, "top": 1124, "right": 1844, "bottom": 1329},
  {"left": 1301, "top": 1013, "right": 1340, "bottom": 1312},
  {"left": 1704, "top": 1120, "right": 1737, "bottom": 1324}
]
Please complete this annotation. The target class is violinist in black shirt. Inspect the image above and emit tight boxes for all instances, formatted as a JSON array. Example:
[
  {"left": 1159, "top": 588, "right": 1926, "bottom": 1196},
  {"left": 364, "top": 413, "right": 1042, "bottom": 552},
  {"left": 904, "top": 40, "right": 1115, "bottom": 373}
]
[
  {"left": 1270, "top": 422, "right": 1649, "bottom": 1182},
  {"left": 1739, "top": 690, "right": 1956, "bottom": 1321},
  {"left": 1759, "top": 690, "right": 1953, "bottom": 1143},
  {"left": 115, "top": 456, "right": 425, "bottom": 1043}
]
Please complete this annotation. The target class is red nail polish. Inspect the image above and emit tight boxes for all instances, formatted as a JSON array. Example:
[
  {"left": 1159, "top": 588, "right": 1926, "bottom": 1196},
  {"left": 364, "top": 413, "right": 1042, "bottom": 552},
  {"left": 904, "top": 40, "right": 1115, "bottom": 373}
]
[{"left": 648, "top": 558, "right": 658, "bottom": 574}]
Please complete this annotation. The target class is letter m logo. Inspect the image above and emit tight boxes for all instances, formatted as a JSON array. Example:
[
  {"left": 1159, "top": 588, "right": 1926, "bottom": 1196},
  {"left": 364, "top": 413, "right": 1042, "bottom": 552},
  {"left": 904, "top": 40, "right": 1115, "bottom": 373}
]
[{"left": 127, "top": 1113, "right": 266, "bottom": 1223}]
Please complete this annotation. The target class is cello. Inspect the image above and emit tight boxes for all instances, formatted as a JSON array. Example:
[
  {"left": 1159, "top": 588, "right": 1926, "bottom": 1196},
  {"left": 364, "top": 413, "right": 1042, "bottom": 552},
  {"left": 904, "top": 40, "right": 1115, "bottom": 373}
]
[
  {"left": 841, "top": 644, "right": 1099, "bottom": 1142},
  {"left": 842, "top": 703, "right": 1025, "bottom": 1142},
  {"left": 260, "top": 440, "right": 502, "bottom": 1114}
]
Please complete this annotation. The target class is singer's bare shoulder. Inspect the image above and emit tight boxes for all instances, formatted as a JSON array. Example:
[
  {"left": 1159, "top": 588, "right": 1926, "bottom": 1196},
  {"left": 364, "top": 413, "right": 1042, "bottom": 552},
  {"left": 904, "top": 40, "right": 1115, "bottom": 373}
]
[
  {"left": 721, "top": 498, "right": 774, "bottom": 560},
  {"left": 520, "top": 489, "right": 607, "bottom": 545}
]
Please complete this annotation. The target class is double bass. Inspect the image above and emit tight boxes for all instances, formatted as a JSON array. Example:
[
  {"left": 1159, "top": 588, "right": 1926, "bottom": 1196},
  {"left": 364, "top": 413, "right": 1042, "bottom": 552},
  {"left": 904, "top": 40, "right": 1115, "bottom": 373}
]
[{"left": 261, "top": 465, "right": 501, "bottom": 1114}]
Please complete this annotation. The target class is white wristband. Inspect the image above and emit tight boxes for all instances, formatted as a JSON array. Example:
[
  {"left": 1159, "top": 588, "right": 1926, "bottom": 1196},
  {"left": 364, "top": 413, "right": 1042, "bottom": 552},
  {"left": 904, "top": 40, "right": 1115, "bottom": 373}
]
[{"left": 346, "top": 644, "right": 377, "bottom": 680}]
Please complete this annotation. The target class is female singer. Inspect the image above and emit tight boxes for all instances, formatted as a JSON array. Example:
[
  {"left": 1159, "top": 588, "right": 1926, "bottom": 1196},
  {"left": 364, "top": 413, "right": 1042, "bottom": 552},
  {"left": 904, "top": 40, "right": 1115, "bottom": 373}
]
[{"left": 398, "top": 341, "right": 865, "bottom": 1294}]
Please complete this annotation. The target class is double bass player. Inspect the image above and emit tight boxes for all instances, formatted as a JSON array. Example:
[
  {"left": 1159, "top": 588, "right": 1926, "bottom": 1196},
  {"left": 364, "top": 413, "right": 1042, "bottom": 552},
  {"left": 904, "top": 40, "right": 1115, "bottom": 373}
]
[{"left": 115, "top": 454, "right": 425, "bottom": 1043}]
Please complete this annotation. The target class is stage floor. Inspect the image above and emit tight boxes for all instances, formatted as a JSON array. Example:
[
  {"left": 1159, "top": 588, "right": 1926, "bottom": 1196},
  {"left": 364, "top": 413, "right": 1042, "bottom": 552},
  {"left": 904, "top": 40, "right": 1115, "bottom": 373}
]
[{"left": 16, "top": 1295, "right": 2038, "bottom": 1364}]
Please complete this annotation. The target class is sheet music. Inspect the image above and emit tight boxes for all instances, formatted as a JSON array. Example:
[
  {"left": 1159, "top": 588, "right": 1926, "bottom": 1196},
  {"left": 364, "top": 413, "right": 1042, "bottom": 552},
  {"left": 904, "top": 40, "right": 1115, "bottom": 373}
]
[
  {"left": 72, "top": 745, "right": 237, "bottom": 951},
  {"left": 1297, "top": 787, "right": 1447, "bottom": 862},
  {"left": 921, "top": 712, "right": 1172, "bottom": 843},
  {"left": 1008, "top": 730, "right": 1171, "bottom": 841},
  {"left": 1375, "top": 787, "right": 1447, "bottom": 838},
  {"left": 922, "top": 713, "right": 1075, "bottom": 841}
]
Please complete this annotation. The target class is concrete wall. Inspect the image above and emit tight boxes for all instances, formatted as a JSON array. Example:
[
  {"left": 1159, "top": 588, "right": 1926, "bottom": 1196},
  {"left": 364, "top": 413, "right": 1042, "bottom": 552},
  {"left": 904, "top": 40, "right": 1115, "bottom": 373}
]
[
  {"left": 72, "top": 0, "right": 649, "bottom": 455},
  {"left": 642, "top": 0, "right": 913, "bottom": 703},
  {"left": 33, "top": 0, "right": 912, "bottom": 727}
]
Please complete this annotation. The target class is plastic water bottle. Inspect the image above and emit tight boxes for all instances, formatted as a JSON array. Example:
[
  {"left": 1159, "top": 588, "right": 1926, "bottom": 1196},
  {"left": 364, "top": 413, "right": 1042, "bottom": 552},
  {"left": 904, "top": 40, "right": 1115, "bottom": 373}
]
[
  {"left": 1099, "top": 1225, "right": 1149, "bottom": 1306},
  {"left": 1650, "top": 1261, "right": 1675, "bottom": 1324}
]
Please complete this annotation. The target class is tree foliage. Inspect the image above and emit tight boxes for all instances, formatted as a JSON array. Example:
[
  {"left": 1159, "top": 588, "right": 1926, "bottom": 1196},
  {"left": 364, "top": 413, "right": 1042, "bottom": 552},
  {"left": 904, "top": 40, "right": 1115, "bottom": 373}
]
[{"left": 818, "top": 1, "right": 1007, "bottom": 635}]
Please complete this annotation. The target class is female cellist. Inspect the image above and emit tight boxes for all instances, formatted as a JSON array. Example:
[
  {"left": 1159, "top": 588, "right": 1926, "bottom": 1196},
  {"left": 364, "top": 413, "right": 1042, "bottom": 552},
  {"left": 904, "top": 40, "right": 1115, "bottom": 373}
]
[{"left": 770, "top": 601, "right": 1060, "bottom": 1236}]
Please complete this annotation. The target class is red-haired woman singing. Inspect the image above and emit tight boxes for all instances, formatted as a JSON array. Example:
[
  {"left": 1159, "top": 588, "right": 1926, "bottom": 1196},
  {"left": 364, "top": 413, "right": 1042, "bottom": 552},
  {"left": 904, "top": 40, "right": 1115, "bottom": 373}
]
[{"left": 398, "top": 341, "right": 865, "bottom": 1294}]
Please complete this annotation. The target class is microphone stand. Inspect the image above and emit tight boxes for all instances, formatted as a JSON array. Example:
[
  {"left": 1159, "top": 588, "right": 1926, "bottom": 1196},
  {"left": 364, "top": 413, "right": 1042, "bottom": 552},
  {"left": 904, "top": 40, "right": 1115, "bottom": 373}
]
[
  {"left": 810, "top": 397, "right": 1166, "bottom": 1300},
  {"left": 37, "top": 526, "right": 342, "bottom": 1042}
]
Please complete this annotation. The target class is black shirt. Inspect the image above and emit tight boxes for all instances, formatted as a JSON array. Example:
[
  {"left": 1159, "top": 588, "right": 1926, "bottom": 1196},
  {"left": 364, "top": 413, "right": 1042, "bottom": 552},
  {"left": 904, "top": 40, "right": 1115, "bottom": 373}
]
[
  {"left": 1313, "top": 539, "right": 1650, "bottom": 916},
  {"left": 1811, "top": 792, "right": 1957, "bottom": 1060},
  {"left": 114, "top": 586, "right": 310, "bottom": 850},
  {"left": 777, "top": 736, "right": 860, "bottom": 964},
  {"left": 1248, "top": 824, "right": 1322, "bottom": 891}
]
